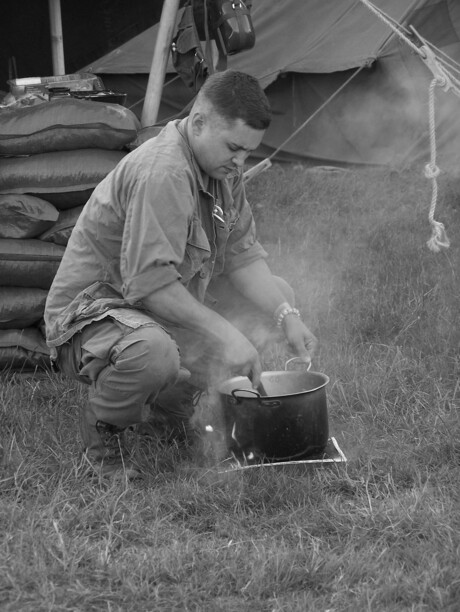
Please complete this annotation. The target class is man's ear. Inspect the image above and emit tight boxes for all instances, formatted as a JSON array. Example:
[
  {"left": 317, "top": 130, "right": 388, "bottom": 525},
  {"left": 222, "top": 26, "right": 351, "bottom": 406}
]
[{"left": 190, "top": 110, "right": 206, "bottom": 136}]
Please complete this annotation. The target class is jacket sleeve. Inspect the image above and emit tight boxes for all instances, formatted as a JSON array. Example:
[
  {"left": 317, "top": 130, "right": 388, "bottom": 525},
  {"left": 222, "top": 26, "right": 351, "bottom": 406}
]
[{"left": 120, "top": 161, "right": 196, "bottom": 303}]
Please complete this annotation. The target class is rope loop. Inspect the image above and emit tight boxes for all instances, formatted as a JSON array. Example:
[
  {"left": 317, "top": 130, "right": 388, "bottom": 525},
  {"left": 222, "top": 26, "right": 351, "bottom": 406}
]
[
  {"left": 424, "top": 163, "right": 440, "bottom": 179},
  {"left": 427, "top": 221, "right": 450, "bottom": 252},
  {"left": 435, "top": 74, "right": 448, "bottom": 88}
]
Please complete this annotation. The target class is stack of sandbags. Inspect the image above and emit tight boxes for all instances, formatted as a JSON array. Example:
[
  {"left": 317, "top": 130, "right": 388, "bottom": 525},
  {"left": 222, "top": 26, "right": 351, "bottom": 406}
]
[{"left": 0, "top": 97, "right": 140, "bottom": 372}]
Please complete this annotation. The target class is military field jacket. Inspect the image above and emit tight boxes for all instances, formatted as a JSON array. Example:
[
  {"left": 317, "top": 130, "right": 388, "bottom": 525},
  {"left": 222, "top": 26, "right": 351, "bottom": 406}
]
[{"left": 44, "top": 118, "right": 267, "bottom": 352}]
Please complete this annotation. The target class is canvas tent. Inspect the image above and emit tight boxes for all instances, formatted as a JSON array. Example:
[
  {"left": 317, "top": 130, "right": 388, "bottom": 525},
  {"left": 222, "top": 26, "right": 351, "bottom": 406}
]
[{"left": 82, "top": 0, "right": 460, "bottom": 167}]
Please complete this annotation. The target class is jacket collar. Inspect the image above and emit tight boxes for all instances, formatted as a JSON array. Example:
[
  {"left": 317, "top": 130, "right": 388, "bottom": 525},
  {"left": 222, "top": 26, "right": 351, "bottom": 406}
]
[{"left": 175, "top": 117, "right": 212, "bottom": 194}]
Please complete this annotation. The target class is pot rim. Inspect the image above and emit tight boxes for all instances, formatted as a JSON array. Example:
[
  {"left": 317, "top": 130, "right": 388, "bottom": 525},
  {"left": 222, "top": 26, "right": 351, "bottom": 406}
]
[{"left": 218, "top": 370, "right": 330, "bottom": 397}]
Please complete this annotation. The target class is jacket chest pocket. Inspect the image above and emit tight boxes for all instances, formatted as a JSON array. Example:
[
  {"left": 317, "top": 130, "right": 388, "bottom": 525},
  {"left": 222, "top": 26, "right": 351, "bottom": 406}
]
[
  {"left": 177, "top": 216, "right": 211, "bottom": 283},
  {"left": 225, "top": 206, "right": 240, "bottom": 233}
]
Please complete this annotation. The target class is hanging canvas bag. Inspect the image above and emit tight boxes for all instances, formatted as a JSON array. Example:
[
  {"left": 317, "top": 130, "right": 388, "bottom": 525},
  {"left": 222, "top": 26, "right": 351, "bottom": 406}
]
[
  {"left": 171, "top": 0, "right": 255, "bottom": 93},
  {"left": 171, "top": 4, "right": 209, "bottom": 93},
  {"left": 213, "top": 0, "right": 255, "bottom": 55}
]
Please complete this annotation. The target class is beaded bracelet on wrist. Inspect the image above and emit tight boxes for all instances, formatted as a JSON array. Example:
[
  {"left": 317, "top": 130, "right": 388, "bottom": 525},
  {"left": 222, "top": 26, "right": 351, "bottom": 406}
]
[{"left": 274, "top": 304, "right": 301, "bottom": 327}]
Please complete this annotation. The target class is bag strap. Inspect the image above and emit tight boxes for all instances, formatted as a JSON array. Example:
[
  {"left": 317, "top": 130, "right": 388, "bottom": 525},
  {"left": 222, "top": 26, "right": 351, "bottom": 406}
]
[
  {"left": 196, "top": 0, "right": 228, "bottom": 74},
  {"left": 202, "top": 0, "right": 215, "bottom": 74}
]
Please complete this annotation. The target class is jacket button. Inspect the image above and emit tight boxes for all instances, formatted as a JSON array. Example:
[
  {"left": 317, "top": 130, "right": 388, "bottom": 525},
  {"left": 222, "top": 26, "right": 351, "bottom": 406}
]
[{"left": 199, "top": 270, "right": 207, "bottom": 278}]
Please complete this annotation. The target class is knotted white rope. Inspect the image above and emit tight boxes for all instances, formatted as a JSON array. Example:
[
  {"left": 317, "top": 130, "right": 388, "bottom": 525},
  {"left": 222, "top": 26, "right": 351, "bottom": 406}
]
[
  {"left": 425, "top": 78, "right": 450, "bottom": 252},
  {"left": 358, "top": 0, "right": 454, "bottom": 252}
]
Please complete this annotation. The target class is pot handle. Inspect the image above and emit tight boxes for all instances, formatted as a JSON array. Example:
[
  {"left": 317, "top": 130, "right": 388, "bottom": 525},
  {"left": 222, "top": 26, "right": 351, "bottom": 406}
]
[
  {"left": 231, "top": 388, "right": 281, "bottom": 407},
  {"left": 285, "top": 357, "right": 312, "bottom": 371},
  {"left": 231, "top": 388, "right": 261, "bottom": 400}
]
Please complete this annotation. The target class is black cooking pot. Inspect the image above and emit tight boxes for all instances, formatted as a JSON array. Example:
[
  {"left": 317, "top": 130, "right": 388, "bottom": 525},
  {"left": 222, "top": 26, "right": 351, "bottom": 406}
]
[{"left": 218, "top": 360, "right": 329, "bottom": 463}]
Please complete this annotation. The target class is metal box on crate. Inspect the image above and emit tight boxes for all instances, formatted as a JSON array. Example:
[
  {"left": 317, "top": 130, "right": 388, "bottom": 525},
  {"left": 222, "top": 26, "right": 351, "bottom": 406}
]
[{"left": 7, "top": 73, "right": 103, "bottom": 98}]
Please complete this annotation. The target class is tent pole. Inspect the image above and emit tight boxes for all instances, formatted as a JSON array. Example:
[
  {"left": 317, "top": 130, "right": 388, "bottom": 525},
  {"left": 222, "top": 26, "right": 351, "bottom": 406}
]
[
  {"left": 141, "top": 0, "right": 180, "bottom": 128},
  {"left": 48, "top": 0, "right": 65, "bottom": 75}
]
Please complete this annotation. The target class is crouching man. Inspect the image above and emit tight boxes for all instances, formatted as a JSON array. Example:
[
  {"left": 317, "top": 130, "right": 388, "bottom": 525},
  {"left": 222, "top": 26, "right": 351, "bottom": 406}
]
[{"left": 44, "top": 70, "right": 317, "bottom": 479}]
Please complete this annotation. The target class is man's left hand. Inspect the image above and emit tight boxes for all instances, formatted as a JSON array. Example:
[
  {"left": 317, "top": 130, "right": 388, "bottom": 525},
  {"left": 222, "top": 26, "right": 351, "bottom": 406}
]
[{"left": 282, "top": 315, "right": 317, "bottom": 364}]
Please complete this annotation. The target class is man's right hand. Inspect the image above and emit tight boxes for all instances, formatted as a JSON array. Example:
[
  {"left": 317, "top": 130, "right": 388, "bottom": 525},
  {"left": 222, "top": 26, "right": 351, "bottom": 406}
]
[
  {"left": 143, "top": 281, "right": 262, "bottom": 386},
  {"left": 217, "top": 327, "right": 262, "bottom": 388}
]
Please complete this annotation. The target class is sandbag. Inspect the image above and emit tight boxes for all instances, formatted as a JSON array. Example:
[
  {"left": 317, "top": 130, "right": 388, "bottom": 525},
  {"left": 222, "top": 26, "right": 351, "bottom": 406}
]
[
  {"left": 0, "top": 287, "right": 48, "bottom": 329},
  {"left": 0, "top": 149, "right": 126, "bottom": 210},
  {"left": 0, "top": 328, "right": 51, "bottom": 372},
  {"left": 0, "top": 98, "right": 140, "bottom": 156},
  {"left": 38, "top": 189, "right": 94, "bottom": 210},
  {"left": 39, "top": 205, "right": 84, "bottom": 246},
  {"left": 0, "top": 239, "right": 65, "bottom": 289},
  {"left": 0, "top": 194, "right": 59, "bottom": 239}
]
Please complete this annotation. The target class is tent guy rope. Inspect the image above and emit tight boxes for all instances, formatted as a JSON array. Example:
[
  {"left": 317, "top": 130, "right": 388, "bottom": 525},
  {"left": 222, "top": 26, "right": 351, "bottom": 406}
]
[
  {"left": 357, "top": 0, "right": 460, "bottom": 251},
  {"left": 243, "top": 64, "right": 366, "bottom": 183}
]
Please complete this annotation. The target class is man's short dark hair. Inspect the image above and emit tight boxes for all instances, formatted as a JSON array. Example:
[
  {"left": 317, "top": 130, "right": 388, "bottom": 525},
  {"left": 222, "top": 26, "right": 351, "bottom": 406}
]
[{"left": 200, "top": 70, "right": 271, "bottom": 130}]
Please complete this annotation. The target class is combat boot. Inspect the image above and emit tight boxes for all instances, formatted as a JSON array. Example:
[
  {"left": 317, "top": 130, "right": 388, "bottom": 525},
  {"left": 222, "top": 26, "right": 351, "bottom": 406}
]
[
  {"left": 80, "top": 405, "right": 142, "bottom": 480},
  {"left": 137, "top": 382, "right": 205, "bottom": 451}
]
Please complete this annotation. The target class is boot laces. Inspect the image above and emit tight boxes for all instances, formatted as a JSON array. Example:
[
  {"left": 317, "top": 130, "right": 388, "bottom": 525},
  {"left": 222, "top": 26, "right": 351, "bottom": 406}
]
[{"left": 96, "top": 421, "right": 125, "bottom": 458}]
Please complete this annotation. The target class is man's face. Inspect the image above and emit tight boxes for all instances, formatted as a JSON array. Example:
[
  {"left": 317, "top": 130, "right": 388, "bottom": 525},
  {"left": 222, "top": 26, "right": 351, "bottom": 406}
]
[{"left": 190, "top": 112, "right": 265, "bottom": 179}]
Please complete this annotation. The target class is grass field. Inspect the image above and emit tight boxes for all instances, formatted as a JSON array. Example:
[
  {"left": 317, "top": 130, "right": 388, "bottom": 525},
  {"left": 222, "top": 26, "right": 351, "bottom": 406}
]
[{"left": 1, "top": 163, "right": 459, "bottom": 611}]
